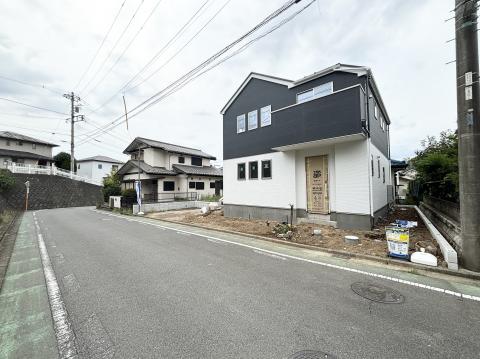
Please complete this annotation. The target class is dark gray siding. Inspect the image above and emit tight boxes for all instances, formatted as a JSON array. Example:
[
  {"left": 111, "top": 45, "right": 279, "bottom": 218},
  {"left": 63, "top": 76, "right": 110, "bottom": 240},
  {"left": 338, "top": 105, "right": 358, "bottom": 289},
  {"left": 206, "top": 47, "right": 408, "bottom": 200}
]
[
  {"left": 366, "top": 83, "right": 390, "bottom": 157},
  {"left": 223, "top": 73, "right": 364, "bottom": 160}
]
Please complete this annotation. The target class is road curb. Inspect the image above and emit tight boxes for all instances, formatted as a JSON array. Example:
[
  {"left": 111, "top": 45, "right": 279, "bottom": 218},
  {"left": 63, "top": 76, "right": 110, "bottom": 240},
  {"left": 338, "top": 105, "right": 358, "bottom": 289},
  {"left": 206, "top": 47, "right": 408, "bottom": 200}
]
[{"left": 143, "top": 215, "right": 480, "bottom": 281}]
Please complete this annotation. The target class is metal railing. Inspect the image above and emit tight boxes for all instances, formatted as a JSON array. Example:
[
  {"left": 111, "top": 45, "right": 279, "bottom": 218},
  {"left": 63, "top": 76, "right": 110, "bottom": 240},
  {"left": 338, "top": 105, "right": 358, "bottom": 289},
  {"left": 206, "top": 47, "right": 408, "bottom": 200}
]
[
  {"left": 6, "top": 162, "right": 102, "bottom": 186},
  {"left": 143, "top": 192, "right": 198, "bottom": 203}
]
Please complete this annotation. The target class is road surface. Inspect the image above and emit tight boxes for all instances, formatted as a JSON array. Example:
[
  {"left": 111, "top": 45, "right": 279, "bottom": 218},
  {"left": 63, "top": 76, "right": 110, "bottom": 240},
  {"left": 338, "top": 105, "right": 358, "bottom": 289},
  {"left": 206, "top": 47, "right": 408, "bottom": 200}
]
[{"left": 1, "top": 206, "right": 480, "bottom": 358}]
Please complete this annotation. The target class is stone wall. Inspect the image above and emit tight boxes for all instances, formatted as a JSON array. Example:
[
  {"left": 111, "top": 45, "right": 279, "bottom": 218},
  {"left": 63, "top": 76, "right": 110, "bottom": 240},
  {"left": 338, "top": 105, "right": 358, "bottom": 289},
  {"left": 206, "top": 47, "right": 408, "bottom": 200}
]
[
  {"left": 423, "top": 196, "right": 460, "bottom": 223},
  {"left": 0, "top": 173, "right": 103, "bottom": 211},
  {"left": 419, "top": 201, "right": 461, "bottom": 250}
]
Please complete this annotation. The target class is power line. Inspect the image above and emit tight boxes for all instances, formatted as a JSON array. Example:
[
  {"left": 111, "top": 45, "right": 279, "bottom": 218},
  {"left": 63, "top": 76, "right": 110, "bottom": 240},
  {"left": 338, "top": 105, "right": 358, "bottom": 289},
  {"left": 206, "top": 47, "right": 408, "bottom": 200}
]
[
  {"left": 89, "top": 0, "right": 212, "bottom": 114},
  {"left": 0, "top": 96, "right": 68, "bottom": 115},
  {"left": 128, "top": 0, "right": 232, "bottom": 92},
  {"left": 75, "top": 0, "right": 128, "bottom": 90},
  {"left": 77, "top": 0, "right": 311, "bottom": 144},
  {"left": 0, "top": 74, "right": 64, "bottom": 96},
  {"left": 0, "top": 111, "right": 67, "bottom": 120},
  {"left": 84, "top": 0, "right": 165, "bottom": 96},
  {"left": 80, "top": 0, "right": 145, "bottom": 95}
]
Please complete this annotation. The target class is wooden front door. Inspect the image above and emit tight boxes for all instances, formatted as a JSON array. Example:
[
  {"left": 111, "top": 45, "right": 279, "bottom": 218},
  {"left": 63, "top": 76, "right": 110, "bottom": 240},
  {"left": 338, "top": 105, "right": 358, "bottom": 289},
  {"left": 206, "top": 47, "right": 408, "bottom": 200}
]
[{"left": 306, "top": 155, "right": 329, "bottom": 214}]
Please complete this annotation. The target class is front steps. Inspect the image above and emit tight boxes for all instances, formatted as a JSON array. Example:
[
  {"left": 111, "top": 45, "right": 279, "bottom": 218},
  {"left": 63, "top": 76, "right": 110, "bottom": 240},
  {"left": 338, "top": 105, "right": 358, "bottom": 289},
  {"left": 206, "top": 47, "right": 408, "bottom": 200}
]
[{"left": 297, "top": 213, "right": 337, "bottom": 228}]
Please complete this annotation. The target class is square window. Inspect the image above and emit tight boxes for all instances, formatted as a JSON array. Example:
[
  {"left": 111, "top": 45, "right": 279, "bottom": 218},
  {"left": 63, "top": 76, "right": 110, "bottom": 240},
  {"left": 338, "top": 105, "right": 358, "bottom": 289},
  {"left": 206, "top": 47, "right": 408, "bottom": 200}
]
[
  {"left": 237, "top": 114, "right": 246, "bottom": 133},
  {"left": 98, "top": 164, "right": 102, "bottom": 169},
  {"left": 210, "top": 182, "right": 216, "bottom": 189},
  {"left": 178, "top": 156, "right": 185, "bottom": 164},
  {"left": 112, "top": 165, "right": 118, "bottom": 171},
  {"left": 18, "top": 141, "right": 23, "bottom": 146},
  {"left": 189, "top": 182, "right": 195, "bottom": 189},
  {"left": 191, "top": 156, "right": 202, "bottom": 166},
  {"left": 261, "top": 160, "right": 272, "bottom": 179},
  {"left": 249, "top": 161, "right": 258, "bottom": 179},
  {"left": 248, "top": 110, "right": 258, "bottom": 130},
  {"left": 260, "top": 106, "right": 271, "bottom": 127},
  {"left": 195, "top": 182, "right": 204, "bottom": 190},
  {"left": 163, "top": 181, "right": 175, "bottom": 191},
  {"left": 237, "top": 163, "right": 246, "bottom": 180}
]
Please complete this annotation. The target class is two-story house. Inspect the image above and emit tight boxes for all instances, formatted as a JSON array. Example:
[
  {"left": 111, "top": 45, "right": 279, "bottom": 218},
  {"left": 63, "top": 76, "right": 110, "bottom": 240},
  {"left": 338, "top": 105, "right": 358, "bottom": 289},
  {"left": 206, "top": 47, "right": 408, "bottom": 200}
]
[
  {"left": 221, "top": 64, "right": 393, "bottom": 230},
  {"left": 76, "top": 155, "right": 124, "bottom": 183},
  {"left": 116, "top": 137, "right": 223, "bottom": 201},
  {"left": 0, "top": 131, "right": 58, "bottom": 168}
]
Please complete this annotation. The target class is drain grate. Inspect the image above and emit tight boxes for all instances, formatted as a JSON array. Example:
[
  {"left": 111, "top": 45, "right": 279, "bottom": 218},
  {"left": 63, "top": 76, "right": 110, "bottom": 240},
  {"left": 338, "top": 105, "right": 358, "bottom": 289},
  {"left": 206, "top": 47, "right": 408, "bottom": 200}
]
[
  {"left": 351, "top": 281, "right": 405, "bottom": 304},
  {"left": 289, "top": 350, "right": 337, "bottom": 359}
]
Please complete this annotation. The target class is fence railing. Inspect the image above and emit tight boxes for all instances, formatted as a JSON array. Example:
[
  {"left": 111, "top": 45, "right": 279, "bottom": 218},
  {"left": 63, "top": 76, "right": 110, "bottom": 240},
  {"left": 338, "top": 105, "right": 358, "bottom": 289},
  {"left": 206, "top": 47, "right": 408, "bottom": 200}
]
[
  {"left": 6, "top": 162, "right": 102, "bottom": 186},
  {"left": 143, "top": 192, "right": 198, "bottom": 203}
]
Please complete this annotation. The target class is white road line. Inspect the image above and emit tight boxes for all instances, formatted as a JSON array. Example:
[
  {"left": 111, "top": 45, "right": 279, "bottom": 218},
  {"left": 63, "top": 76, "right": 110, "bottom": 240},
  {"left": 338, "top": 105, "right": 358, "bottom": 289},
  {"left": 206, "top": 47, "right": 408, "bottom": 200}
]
[
  {"left": 253, "top": 249, "right": 287, "bottom": 260},
  {"left": 91, "top": 210, "right": 480, "bottom": 303},
  {"left": 33, "top": 213, "right": 77, "bottom": 358}
]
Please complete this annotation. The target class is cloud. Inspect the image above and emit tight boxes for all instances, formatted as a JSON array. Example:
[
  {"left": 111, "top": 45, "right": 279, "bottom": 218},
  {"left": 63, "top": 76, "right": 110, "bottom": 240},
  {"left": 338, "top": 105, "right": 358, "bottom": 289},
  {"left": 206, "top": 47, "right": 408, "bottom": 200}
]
[{"left": 0, "top": 0, "right": 472, "bottom": 163}]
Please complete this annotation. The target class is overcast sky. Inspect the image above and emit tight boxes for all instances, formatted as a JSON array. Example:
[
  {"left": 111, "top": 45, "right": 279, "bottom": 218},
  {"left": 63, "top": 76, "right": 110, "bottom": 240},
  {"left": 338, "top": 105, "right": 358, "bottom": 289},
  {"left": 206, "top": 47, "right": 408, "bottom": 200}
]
[{"left": 0, "top": 0, "right": 465, "bottom": 163}]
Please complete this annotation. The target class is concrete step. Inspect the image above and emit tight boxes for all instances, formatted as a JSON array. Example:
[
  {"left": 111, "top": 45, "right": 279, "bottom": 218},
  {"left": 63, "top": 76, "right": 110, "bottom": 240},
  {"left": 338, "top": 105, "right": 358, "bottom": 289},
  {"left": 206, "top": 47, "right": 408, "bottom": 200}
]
[{"left": 297, "top": 214, "right": 337, "bottom": 228}]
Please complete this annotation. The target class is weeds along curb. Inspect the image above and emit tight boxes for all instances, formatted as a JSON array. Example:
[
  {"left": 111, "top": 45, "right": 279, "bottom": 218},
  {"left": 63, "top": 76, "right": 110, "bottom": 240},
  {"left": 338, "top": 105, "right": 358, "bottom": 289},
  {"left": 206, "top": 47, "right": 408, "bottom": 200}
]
[
  {"left": 144, "top": 215, "right": 480, "bottom": 281},
  {"left": 0, "top": 211, "right": 22, "bottom": 291}
]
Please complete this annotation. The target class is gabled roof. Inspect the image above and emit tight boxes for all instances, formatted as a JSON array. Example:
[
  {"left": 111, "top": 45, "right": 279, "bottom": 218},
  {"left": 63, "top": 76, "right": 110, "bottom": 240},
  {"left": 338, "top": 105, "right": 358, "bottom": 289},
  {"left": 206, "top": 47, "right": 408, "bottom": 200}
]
[
  {"left": 116, "top": 160, "right": 177, "bottom": 176},
  {"left": 220, "top": 72, "right": 293, "bottom": 115},
  {"left": 0, "top": 131, "right": 58, "bottom": 147},
  {"left": 123, "top": 137, "right": 216, "bottom": 160},
  {"left": 0, "top": 148, "right": 53, "bottom": 160},
  {"left": 173, "top": 164, "right": 223, "bottom": 177},
  {"left": 220, "top": 64, "right": 390, "bottom": 124},
  {"left": 77, "top": 155, "right": 124, "bottom": 164}
]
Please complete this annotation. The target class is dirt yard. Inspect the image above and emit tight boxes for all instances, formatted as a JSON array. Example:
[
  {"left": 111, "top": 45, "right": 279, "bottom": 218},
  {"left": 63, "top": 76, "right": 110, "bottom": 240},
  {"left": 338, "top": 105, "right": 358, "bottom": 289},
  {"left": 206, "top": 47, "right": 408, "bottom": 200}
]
[{"left": 146, "top": 206, "right": 444, "bottom": 265}]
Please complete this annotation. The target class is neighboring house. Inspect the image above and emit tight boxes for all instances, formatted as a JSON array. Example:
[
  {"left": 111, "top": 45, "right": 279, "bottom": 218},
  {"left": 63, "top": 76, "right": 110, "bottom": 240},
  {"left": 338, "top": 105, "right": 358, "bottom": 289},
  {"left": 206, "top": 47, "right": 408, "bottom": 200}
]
[
  {"left": 76, "top": 155, "right": 124, "bottom": 184},
  {"left": 221, "top": 63, "right": 393, "bottom": 229},
  {"left": 0, "top": 131, "right": 58, "bottom": 168},
  {"left": 116, "top": 137, "right": 223, "bottom": 201},
  {"left": 391, "top": 159, "right": 410, "bottom": 201}
]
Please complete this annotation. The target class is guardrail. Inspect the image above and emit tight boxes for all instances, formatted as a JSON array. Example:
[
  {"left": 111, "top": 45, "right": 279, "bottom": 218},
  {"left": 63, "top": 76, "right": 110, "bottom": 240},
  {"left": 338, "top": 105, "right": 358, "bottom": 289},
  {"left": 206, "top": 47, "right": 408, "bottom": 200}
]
[
  {"left": 6, "top": 162, "right": 102, "bottom": 186},
  {"left": 143, "top": 192, "right": 198, "bottom": 203}
]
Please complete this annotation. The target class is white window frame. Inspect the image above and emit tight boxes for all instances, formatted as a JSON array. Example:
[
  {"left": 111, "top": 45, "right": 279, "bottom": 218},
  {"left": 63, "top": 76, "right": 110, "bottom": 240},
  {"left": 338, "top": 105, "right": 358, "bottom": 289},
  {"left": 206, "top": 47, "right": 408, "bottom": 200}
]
[
  {"left": 248, "top": 110, "right": 258, "bottom": 130},
  {"left": 374, "top": 102, "right": 379, "bottom": 120},
  {"left": 237, "top": 114, "right": 246, "bottom": 133},
  {"left": 296, "top": 81, "right": 333, "bottom": 104},
  {"left": 260, "top": 105, "right": 271, "bottom": 127}
]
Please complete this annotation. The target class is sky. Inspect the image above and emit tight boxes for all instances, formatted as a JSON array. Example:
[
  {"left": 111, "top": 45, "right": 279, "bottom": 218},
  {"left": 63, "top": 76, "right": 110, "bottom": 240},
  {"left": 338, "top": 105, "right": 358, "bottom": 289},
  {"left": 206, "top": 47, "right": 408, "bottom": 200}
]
[{"left": 0, "top": 0, "right": 467, "bottom": 164}]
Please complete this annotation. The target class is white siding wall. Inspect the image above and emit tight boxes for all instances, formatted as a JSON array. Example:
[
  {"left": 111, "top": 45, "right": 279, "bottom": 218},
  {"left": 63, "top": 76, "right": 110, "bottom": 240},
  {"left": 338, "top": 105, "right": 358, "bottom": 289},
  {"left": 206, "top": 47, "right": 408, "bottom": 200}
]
[
  {"left": 334, "top": 140, "right": 371, "bottom": 215},
  {"left": 77, "top": 161, "right": 122, "bottom": 183},
  {"left": 223, "top": 151, "right": 296, "bottom": 209},
  {"left": 0, "top": 138, "right": 53, "bottom": 157},
  {"left": 295, "top": 145, "right": 336, "bottom": 212},
  {"left": 370, "top": 141, "right": 391, "bottom": 212},
  {"left": 143, "top": 148, "right": 168, "bottom": 168},
  {"left": 76, "top": 161, "right": 93, "bottom": 179}
]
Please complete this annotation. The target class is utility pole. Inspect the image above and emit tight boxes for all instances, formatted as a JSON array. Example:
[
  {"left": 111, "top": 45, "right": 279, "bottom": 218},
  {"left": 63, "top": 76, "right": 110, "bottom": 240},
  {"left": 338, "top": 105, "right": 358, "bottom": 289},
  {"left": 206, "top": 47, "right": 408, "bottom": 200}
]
[
  {"left": 63, "top": 92, "right": 83, "bottom": 173},
  {"left": 455, "top": 0, "right": 480, "bottom": 271}
]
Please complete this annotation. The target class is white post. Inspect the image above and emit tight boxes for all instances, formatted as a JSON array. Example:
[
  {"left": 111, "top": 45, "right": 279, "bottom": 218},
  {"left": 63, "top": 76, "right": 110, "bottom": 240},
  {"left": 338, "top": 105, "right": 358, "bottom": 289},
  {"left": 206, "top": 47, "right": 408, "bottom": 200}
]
[
  {"left": 12, "top": 162, "right": 16, "bottom": 173},
  {"left": 28, "top": 164, "right": 31, "bottom": 174},
  {"left": 52, "top": 163, "right": 57, "bottom": 176}
]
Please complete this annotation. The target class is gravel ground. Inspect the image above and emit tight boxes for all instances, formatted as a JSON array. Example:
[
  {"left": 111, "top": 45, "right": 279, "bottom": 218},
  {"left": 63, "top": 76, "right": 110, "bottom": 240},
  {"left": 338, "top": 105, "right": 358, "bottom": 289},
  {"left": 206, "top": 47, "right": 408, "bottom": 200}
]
[{"left": 146, "top": 206, "right": 444, "bottom": 265}]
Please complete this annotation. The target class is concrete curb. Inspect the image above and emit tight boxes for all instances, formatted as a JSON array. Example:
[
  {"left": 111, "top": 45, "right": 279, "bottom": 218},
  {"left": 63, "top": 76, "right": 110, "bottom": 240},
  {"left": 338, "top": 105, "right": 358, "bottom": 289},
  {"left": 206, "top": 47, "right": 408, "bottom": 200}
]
[{"left": 144, "top": 215, "right": 480, "bottom": 281}]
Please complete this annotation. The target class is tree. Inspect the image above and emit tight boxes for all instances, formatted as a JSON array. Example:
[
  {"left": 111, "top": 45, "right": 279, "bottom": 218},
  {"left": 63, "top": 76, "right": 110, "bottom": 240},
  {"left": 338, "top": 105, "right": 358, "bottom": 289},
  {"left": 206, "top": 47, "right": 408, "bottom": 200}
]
[
  {"left": 0, "top": 169, "right": 15, "bottom": 193},
  {"left": 54, "top": 152, "right": 73, "bottom": 171},
  {"left": 410, "top": 130, "right": 458, "bottom": 201},
  {"left": 102, "top": 171, "right": 122, "bottom": 202}
]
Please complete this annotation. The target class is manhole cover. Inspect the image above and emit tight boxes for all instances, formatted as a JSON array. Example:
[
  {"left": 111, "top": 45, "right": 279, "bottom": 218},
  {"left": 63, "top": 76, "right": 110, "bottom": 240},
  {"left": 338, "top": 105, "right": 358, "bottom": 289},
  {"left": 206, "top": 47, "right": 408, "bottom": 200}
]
[
  {"left": 289, "top": 350, "right": 337, "bottom": 359},
  {"left": 351, "top": 281, "right": 405, "bottom": 304}
]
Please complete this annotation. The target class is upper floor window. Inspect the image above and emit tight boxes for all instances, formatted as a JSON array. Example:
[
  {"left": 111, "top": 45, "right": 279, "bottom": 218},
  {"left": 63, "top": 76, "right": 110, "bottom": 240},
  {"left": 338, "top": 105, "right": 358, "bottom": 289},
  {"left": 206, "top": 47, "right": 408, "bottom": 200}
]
[
  {"left": 382, "top": 167, "right": 386, "bottom": 183},
  {"left": 374, "top": 102, "right": 379, "bottom": 120},
  {"left": 178, "top": 156, "right": 185, "bottom": 164},
  {"left": 260, "top": 105, "right": 271, "bottom": 127},
  {"left": 371, "top": 155, "right": 374, "bottom": 177},
  {"left": 32, "top": 143, "right": 36, "bottom": 149},
  {"left": 377, "top": 159, "right": 380, "bottom": 179},
  {"left": 296, "top": 81, "right": 333, "bottom": 104},
  {"left": 248, "top": 110, "right": 258, "bottom": 130},
  {"left": 98, "top": 164, "right": 103, "bottom": 169},
  {"left": 112, "top": 165, "right": 118, "bottom": 172},
  {"left": 17, "top": 141, "right": 23, "bottom": 146},
  {"left": 237, "top": 163, "right": 246, "bottom": 180},
  {"left": 6, "top": 140, "right": 10, "bottom": 146},
  {"left": 237, "top": 114, "right": 246, "bottom": 133},
  {"left": 191, "top": 156, "right": 202, "bottom": 166}
]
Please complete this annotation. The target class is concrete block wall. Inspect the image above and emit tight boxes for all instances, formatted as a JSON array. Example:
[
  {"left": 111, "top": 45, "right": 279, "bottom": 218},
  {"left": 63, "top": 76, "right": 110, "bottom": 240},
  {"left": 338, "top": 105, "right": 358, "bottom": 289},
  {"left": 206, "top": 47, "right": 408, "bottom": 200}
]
[{"left": 0, "top": 173, "right": 103, "bottom": 211}]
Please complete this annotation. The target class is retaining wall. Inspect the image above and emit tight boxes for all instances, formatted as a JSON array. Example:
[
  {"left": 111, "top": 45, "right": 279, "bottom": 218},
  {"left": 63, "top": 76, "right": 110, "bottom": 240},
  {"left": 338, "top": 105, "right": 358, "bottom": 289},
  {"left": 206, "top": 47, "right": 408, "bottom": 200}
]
[
  {"left": 0, "top": 173, "right": 103, "bottom": 211},
  {"left": 133, "top": 201, "right": 210, "bottom": 214}
]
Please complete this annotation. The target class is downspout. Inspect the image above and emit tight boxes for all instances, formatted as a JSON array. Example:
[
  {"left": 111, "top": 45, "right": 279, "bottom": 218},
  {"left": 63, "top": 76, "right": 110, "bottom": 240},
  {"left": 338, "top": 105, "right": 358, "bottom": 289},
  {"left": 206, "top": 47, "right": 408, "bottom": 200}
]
[{"left": 365, "top": 74, "right": 374, "bottom": 228}]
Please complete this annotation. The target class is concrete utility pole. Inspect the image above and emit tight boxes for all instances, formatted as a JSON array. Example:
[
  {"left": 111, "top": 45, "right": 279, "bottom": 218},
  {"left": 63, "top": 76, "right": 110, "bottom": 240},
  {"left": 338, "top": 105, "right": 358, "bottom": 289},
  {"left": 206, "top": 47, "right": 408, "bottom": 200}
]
[
  {"left": 455, "top": 0, "right": 480, "bottom": 271},
  {"left": 63, "top": 92, "right": 83, "bottom": 174}
]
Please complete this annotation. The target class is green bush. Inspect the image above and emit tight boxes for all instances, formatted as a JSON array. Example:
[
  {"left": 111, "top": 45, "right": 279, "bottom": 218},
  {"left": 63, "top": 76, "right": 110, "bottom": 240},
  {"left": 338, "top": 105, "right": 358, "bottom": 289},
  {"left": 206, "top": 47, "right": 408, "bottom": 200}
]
[
  {"left": 0, "top": 169, "right": 15, "bottom": 193},
  {"left": 122, "top": 188, "right": 137, "bottom": 203},
  {"left": 102, "top": 171, "right": 122, "bottom": 202}
]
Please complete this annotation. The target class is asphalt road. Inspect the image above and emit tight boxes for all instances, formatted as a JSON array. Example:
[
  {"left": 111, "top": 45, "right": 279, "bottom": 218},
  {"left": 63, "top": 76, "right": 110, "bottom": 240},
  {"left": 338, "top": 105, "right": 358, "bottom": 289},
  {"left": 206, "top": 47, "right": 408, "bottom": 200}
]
[{"left": 32, "top": 207, "right": 480, "bottom": 359}]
